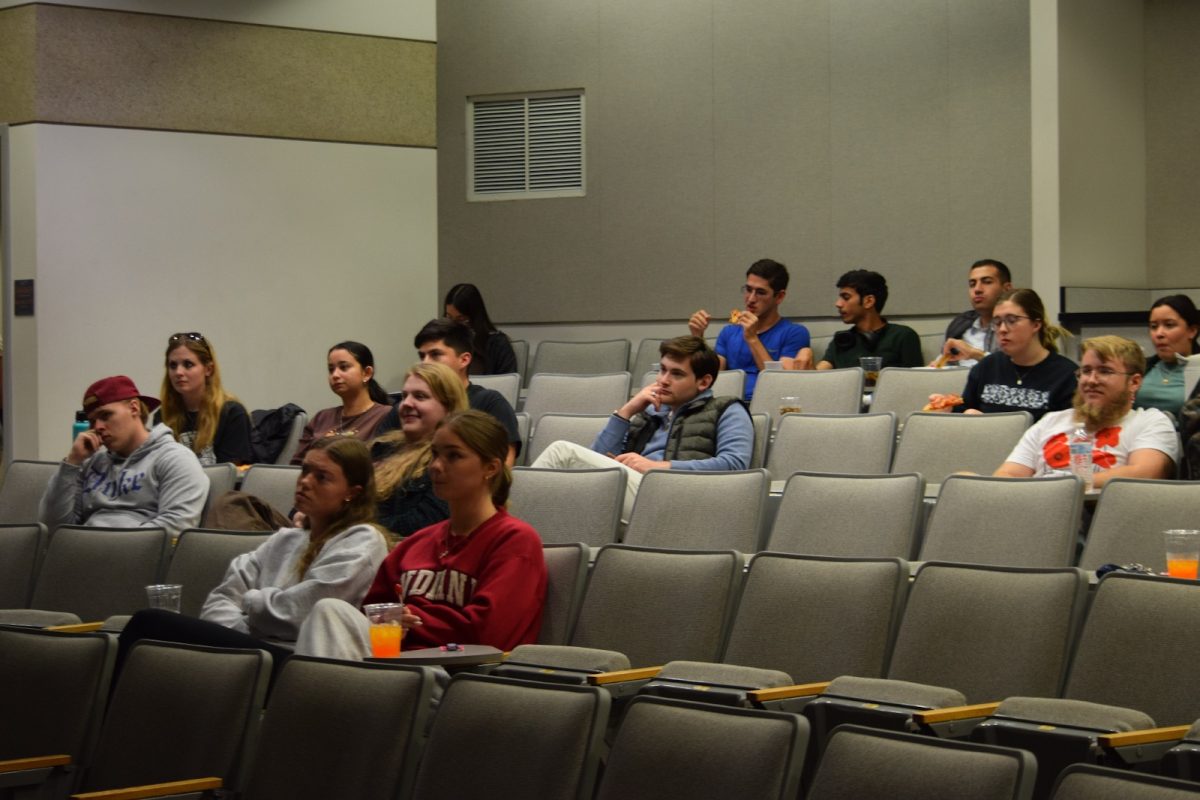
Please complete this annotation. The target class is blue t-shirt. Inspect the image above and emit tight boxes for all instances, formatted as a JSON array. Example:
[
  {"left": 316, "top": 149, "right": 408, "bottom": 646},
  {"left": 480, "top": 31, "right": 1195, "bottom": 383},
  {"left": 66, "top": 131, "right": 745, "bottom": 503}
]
[{"left": 716, "top": 319, "right": 811, "bottom": 399}]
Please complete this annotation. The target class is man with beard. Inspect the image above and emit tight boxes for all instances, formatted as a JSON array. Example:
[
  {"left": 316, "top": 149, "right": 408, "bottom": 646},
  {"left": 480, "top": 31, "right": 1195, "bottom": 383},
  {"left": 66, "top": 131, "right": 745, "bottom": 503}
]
[{"left": 994, "top": 335, "right": 1178, "bottom": 489}]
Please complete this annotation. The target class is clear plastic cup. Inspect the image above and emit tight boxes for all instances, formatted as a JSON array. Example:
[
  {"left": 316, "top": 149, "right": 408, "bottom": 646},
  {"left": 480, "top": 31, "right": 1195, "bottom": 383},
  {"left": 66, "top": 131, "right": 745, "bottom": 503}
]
[
  {"left": 1165, "top": 530, "right": 1200, "bottom": 579},
  {"left": 145, "top": 584, "right": 183, "bottom": 612},
  {"left": 363, "top": 602, "right": 406, "bottom": 657}
]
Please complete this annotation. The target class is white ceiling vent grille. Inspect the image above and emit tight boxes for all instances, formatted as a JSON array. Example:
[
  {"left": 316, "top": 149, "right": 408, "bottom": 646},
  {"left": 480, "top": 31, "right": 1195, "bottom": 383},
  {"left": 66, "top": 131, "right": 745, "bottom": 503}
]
[{"left": 468, "top": 91, "right": 585, "bottom": 201}]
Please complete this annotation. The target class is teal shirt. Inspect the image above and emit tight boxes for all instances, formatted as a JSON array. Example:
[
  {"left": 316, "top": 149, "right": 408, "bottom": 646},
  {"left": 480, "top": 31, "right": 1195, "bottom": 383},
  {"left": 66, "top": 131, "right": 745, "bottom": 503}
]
[{"left": 1137, "top": 359, "right": 1186, "bottom": 424}]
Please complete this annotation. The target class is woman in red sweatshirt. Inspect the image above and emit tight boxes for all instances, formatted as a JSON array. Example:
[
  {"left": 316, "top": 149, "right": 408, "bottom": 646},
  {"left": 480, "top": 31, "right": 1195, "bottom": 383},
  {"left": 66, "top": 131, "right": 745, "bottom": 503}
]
[{"left": 296, "top": 410, "right": 546, "bottom": 656}]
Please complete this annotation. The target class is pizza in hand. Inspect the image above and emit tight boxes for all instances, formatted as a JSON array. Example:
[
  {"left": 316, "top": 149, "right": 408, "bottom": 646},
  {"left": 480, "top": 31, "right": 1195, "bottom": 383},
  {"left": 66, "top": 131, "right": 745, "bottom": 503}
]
[{"left": 923, "top": 393, "right": 964, "bottom": 412}]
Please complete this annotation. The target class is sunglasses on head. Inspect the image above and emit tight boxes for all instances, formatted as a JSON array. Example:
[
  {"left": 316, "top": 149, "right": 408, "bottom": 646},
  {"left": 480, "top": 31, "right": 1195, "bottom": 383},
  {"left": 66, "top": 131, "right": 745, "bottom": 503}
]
[{"left": 169, "top": 332, "right": 207, "bottom": 345}]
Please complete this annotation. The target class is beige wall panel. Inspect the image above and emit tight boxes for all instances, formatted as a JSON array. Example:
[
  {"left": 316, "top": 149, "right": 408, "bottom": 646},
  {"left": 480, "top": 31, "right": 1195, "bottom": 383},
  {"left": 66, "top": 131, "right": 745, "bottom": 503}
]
[
  {"left": 21, "top": 4, "right": 433, "bottom": 146},
  {"left": 829, "top": 0, "right": 951, "bottom": 316},
  {"left": 0, "top": 0, "right": 436, "bottom": 41},
  {"left": 0, "top": 6, "right": 36, "bottom": 121},
  {"left": 1146, "top": 0, "right": 1200, "bottom": 288},
  {"left": 944, "top": 0, "right": 1032, "bottom": 296},
  {"left": 7, "top": 123, "right": 436, "bottom": 460},
  {"left": 1058, "top": 0, "right": 1146, "bottom": 289},
  {"left": 712, "top": 0, "right": 833, "bottom": 316}
]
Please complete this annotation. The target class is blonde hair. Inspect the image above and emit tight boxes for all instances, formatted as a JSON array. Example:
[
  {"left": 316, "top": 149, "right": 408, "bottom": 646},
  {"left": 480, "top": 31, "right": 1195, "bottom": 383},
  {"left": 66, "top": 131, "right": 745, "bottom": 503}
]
[
  {"left": 1081, "top": 335, "right": 1147, "bottom": 376},
  {"left": 373, "top": 362, "right": 468, "bottom": 498},
  {"left": 159, "top": 334, "right": 238, "bottom": 457},
  {"left": 996, "top": 289, "right": 1071, "bottom": 354}
]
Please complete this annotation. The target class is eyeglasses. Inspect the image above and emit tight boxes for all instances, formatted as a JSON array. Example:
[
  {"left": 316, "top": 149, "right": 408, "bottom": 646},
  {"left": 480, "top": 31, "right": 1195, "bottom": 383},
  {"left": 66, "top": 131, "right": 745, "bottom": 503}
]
[
  {"left": 989, "top": 315, "right": 1032, "bottom": 331},
  {"left": 741, "top": 285, "right": 774, "bottom": 298},
  {"left": 169, "top": 332, "right": 207, "bottom": 345},
  {"left": 1075, "top": 367, "right": 1134, "bottom": 380}
]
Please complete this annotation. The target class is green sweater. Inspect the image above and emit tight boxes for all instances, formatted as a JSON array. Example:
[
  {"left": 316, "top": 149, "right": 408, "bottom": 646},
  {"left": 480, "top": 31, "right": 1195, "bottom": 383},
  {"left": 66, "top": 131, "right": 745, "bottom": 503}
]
[{"left": 821, "top": 322, "right": 924, "bottom": 369}]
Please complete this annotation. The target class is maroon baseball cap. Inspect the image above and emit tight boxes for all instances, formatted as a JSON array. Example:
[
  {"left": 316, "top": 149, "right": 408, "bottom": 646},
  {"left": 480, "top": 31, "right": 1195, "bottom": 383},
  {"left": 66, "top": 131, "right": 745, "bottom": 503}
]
[{"left": 82, "top": 376, "right": 161, "bottom": 415}]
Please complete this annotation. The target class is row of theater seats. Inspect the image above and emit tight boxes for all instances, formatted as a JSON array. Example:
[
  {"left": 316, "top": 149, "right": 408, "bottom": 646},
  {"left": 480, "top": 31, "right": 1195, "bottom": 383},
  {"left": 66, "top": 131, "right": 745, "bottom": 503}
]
[
  {"left": 484, "top": 365, "right": 974, "bottom": 431},
  {"left": 507, "top": 334, "right": 964, "bottom": 387},
  {"left": 6, "top": 557, "right": 1200, "bottom": 799}
]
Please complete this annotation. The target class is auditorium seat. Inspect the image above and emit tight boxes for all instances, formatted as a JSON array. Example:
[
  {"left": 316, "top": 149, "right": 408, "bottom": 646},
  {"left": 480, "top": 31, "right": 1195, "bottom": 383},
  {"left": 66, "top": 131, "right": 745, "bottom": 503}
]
[
  {"left": 891, "top": 410, "right": 1032, "bottom": 483},
  {"left": 531, "top": 339, "right": 631, "bottom": 377},
  {"left": 623, "top": 469, "right": 768, "bottom": 553},
  {"left": 871, "top": 366, "right": 970, "bottom": 421},
  {"left": 1077, "top": 478, "right": 1200, "bottom": 573},
  {"left": 750, "top": 368, "right": 864, "bottom": 422},
  {"left": 766, "top": 413, "right": 896, "bottom": 478},
  {"left": 509, "top": 466, "right": 624, "bottom": 547},
  {"left": 0, "top": 459, "right": 58, "bottom": 524}
]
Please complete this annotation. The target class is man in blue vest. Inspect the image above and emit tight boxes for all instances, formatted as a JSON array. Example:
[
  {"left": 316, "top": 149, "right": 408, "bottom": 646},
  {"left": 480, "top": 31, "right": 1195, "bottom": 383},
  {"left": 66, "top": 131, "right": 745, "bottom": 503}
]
[{"left": 530, "top": 336, "right": 753, "bottom": 522}]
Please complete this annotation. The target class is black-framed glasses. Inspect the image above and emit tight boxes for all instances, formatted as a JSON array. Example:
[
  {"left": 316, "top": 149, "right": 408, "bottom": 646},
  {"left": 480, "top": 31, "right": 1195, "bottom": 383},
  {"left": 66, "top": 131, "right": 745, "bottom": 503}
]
[
  {"left": 989, "top": 315, "right": 1032, "bottom": 331},
  {"left": 169, "top": 332, "right": 207, "bottom": 345},
  {"left": 1075, "top": 366, "right": 1134, "bottom": 380}
]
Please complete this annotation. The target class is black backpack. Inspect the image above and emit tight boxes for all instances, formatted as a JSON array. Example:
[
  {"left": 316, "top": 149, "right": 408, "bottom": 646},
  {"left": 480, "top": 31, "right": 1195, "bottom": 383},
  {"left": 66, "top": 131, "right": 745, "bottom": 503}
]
[{"left": 250, "top": 403, "right": 305, "bottom": 464}]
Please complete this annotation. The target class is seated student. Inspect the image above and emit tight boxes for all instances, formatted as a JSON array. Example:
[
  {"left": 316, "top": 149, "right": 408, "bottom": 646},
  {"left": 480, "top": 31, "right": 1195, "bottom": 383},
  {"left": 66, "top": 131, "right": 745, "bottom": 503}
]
[
  {"left": 372, "top": 362, "right": 468, "bottom": 538},
  {"left": 378, "top": 318, "right": 522, "bottom": 465},
  {"left": 815, "top": 269, "right": 924, "bottom": 370},
  {"left": 1139, "top": 294, "right": 1200, "bottom": 423},
  {"left": 529, "top": 336, "right": 753, "bottom": 522},
  {"left": 118, "top": 436, "right": 389, "bottom": 675},
  {"left": 159, "top": 332, "right": 252, "bottom": 465},
  {"left": 994, "top": 336, "right": 1178, "bottom": 489},
  {"left": 930, "top": 288, "right": 1077, "bottom": 422},
  {"left": 687, "top": 258, "right": 811, "bottom": 399},
  {"left": 296, "top": 410, "right": 546, "bottom": 657},
  {"left": 935, "top": 259, "right": 1013, "bottom": 367},
  {"left": 444, "top": 283, "right": 519, "bottom": 376},
  {"left": 39, "top": 375, "right": 207, "bottom": 539},
  {"left": 290, "top": 341, "right": 393, "bottom": 465}
]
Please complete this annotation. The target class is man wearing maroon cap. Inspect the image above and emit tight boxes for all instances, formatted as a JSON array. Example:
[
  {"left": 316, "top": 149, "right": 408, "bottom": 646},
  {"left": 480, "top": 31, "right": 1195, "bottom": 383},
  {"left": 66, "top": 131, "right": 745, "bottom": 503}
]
[{"left": 39, "top": 375, "right": 207, "bottom": 538}]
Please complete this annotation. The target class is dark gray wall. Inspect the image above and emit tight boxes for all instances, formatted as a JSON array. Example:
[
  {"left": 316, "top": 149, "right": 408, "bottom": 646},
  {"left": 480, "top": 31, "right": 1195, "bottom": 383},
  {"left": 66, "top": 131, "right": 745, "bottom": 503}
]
[{"left": 438, "top": 0, "right": 1031, "bottom": 324}]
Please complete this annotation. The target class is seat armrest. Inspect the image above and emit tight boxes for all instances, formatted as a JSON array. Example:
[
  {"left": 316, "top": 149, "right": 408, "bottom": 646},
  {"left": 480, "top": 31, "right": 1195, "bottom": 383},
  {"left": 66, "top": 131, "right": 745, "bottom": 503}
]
[
  {"left": 45, "top": 622, "right": 105, "bottom": 633},
  {"left": 0, "top": 755, "right": 71, "bottom": 774},
  {"left": 586, "top": 667, "right": 661, "bottom": 686},
  {"left": 912, "top": 702, "right": 1001, "bottom": 725},
  {"left": 70, "top": 777, "right": 222, "bottom": 800},
  {"left": 1098, "top": 725, "right": 1193, "bottom": 748},
  {"left": 748, "top": 681, "right": 831, "bottom": 704}
]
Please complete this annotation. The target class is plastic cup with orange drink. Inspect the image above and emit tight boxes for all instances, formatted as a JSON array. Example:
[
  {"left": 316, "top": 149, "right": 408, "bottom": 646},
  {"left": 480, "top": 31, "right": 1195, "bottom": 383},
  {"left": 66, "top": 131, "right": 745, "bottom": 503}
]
[
  {"left": 364, "top": 602, "right": 406, "bottom": 657},
  {"left": 1164, "top": 530, "right": 1200, "bottom": 580}
]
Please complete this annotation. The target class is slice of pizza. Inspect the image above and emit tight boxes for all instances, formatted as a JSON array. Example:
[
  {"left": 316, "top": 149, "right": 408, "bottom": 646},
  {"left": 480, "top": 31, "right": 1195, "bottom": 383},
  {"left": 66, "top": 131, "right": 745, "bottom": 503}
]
[
  {"left": 729, "top": 309, "right": 741, "bottom": 324},
  {"left": 923, "top": 393, "right": 964, "bottom": 412}
]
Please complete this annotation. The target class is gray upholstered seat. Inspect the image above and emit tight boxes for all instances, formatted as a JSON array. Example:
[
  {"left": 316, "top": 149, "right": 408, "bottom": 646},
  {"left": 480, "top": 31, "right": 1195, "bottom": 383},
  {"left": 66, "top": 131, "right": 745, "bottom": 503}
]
[
  {"left": 509, "top": 467, "right": 624, "bottom": 547},
  {"left": 749, "top": 412, "right": 769, "bottom": 469},
  {"left": 891, "top": 410, "right": 1032, "bottom": 483},
  {"left": 712, "top": 369, "right": 747, "bottom": 400},
  {"left": 239, "top": 464, "right": 301, "bottom": 515},
  {"left": 412, "top": 673, "right": 609, "bottom": 800},
  {"left": 539, "top": 542, "right": 589, "bottom": 645},
  {"left": 749, "top": 368, "right": 864, "bottom": 421},
  {"left": 523, "top": 372, "right": 632, "bottom": 425},
  {"left": 0, "top": 625, "right": 116, "bottom": 797},
  {"left": 468, "top": 371, "right": 521, "bottom": 408},
  {"left": 629, "top": 337, "right": 665, "bottom": 375},
  {"left": 920, "top": 474, "right": 1083, "bottom": 568},
  {"left": 822, "top": 674, "right": 966, "bottom": 708},
  {"left": 767, "top": 412, "right": 896, "bottom": 478},
  {"left": 239, "top": 656, "right": 434, "bottom": 800},
  {"left": 1077, "top": 478, "right": 1200, "bottom": 572},
  {"left": 201, "top": 463, "right": 238, "bottom": 522},
  {"left": 165, "top": 528, "right": 271, "bottom": 617},
  {"left": 871, "top": 366, "right": 970, "bottom": 421},
  {"left": 274, "top": 411, "right": 307, "bottom": 466},
  {"left": 0, "top": 459, "right": 59, "bottom": 524},
  {"left": 523, "top": 413, "right": 610, "bottom": 464},
  {"left": 47, "top": 641, "right": 270, "bottom": 797},
  {"left": 807, "top": 725, "right": 1036, "bottom": 800},
  {"left": 767, "top": 472, "right": 923, "bottom": 558},
  {"left": 498, "top": 544, "right": 743, "bottom": 673},
  {"left": 992, "top": 696, "right": 1153, "bottom": 732},
  {"left": 0, "top": 523, "right": 46, "bottom": 607},
  {"left": 624, "top": 469, "right": 768, "bottom": 553},
  {"left": 595, "top": 696, "right": 809, "bottom": 800},
  {"left": 0, "top": 525, "right": 169, "bottom": 624},
  {"left": 531, "top": 339, "right": 631, "bottom": 376},
  {"left": 1052, "top": 764, "right": 1200, "bottom": 800},
  {"left": 510, "top": 339, "right": 530, "bottom": 385}
]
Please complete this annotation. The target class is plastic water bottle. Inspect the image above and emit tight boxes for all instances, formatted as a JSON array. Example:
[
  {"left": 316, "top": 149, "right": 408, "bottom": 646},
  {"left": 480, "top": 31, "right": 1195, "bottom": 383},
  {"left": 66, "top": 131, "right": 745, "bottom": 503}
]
[
  {"left": 72, "top": 410, "right": 89, "bottom": 443},
  {"left": 1068, "top": 426, "right": 1094, "bottom": 490}
]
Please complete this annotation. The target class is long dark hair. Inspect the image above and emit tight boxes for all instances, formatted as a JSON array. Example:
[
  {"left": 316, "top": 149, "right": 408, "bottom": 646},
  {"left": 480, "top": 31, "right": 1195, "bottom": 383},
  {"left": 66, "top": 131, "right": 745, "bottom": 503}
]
[
  {"left": 328, "top": 341, "right": 391, "bottom": 405},
  {"left": 444, "top": 284, "right": 500, "bottom": 371}
]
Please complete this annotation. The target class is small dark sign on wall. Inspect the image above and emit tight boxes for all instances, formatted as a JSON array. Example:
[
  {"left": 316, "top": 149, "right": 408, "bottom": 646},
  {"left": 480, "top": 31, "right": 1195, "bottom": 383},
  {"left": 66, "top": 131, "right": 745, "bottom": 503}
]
[{"left": 14, "top": 279, "right": 33, "bottom": 316}]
